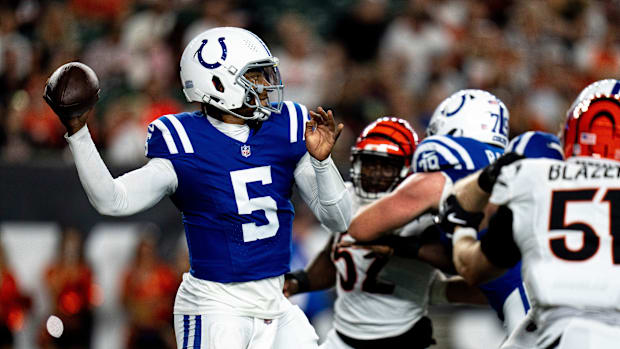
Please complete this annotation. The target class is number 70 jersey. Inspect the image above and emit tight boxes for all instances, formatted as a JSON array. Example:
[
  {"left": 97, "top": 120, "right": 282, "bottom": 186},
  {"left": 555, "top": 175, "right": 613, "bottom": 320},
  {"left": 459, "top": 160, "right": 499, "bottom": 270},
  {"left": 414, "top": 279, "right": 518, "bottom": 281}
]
[
  {"left": 490, "top": 156, "right": 620, "bottom": 310},
  {"left": 145, "top": 103, "right": 309, "bottom": 283}
]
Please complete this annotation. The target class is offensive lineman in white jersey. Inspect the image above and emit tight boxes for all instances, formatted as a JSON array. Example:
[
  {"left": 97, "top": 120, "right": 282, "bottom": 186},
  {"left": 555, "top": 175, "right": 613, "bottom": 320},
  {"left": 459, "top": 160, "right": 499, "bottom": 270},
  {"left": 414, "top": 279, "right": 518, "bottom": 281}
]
[
  {"left": 443, "top": 79, "right": 620, "bottom": 349},
  {"left": 284, "top": 117, "right": 486, "bottom": 349}
]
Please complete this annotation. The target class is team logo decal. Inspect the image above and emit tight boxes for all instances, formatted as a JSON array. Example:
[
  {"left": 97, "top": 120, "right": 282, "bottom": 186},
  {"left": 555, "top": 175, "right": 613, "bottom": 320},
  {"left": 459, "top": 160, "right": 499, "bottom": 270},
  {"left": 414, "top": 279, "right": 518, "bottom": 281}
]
[
  {"left": 195, "top": 37, "right": 227, "bottom": 69},
  {"left": 241, "top": 145, "right": 251, "bottom": 157}
]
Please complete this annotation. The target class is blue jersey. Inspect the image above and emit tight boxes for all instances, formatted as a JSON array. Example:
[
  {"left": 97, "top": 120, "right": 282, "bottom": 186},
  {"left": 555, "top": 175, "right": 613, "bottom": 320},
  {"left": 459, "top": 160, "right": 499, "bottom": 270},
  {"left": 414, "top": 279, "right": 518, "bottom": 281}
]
[
  {"left": 506, "top": 131, "right": 563, "bottom": 160},
  {"left": 413, "top": 135, "right": 503, "bottom": 182},
  {"left": 477, "top": 229, "right": 529, "bottom": 321},
  {"left": 413, "top": 135, "right": 530, "bottom": 322},
  {"left": 145, "top": 101, "right": 309, "bottom": 283}
]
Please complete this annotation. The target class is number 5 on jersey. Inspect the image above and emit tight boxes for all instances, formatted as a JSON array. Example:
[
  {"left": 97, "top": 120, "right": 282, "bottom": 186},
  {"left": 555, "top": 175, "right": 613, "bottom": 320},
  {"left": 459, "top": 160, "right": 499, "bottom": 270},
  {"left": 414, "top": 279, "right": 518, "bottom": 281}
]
[{"left": 230, "top": 166, "right": 280, "bottom": 242}]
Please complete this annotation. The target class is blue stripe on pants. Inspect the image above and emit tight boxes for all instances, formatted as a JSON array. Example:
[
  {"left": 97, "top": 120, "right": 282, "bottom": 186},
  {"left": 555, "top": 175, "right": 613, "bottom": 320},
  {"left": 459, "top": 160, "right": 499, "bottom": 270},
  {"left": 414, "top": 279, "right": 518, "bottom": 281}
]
[
  {"left": 194, "top": 315, "right": 202, "bottom": 348},
  {"left": 518, "top": 284, "right": 530, "bottom": 313},
  {"left": 183, "top": 315, "right": 190, "bottom": 349}
]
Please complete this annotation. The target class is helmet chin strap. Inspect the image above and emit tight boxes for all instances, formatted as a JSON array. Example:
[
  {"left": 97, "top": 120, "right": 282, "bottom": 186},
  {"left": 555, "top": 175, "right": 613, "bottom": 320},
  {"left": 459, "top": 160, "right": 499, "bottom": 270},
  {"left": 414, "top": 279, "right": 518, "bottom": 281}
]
[{"left": 253, "top": 108, "right": 270, "bottom": 120}]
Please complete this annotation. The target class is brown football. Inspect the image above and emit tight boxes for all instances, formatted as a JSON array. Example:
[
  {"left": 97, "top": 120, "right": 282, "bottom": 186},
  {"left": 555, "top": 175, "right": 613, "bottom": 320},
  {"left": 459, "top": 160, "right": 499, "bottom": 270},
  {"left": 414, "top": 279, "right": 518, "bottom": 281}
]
[{"left": 43, "top": 62, "right": 100, "bottom": 120}]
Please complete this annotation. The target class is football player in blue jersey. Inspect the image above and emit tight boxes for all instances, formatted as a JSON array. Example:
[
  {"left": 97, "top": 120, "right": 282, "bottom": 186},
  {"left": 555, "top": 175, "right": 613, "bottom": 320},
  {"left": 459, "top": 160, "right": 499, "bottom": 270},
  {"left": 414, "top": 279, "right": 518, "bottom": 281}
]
[{"left": 54, "top": 27, "right": 352, "bottom": 349}]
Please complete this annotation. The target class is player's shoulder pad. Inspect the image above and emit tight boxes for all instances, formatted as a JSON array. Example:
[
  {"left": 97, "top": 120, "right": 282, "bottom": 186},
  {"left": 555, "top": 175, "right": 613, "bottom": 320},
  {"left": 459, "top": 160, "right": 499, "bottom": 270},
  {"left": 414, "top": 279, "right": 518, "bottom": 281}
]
[
  {"left": 145, "top": 112, "right": 197, "bottom": 158},
  {"left": 274, "top": 101, "right": 310, "bottom": 145},
  {"left": 506, "top": 131, "right": 564, "bottom": 160},
  {"left": 413, "top": 135, "right": 483, "bottom": 173}
]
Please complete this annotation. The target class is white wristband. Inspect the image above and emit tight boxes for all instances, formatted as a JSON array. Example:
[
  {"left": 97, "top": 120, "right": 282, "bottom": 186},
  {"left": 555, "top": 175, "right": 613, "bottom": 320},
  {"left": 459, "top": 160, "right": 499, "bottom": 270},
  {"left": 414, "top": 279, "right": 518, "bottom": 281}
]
[{"left": 452, "top": 227, "right": 477, "bottom": 245}]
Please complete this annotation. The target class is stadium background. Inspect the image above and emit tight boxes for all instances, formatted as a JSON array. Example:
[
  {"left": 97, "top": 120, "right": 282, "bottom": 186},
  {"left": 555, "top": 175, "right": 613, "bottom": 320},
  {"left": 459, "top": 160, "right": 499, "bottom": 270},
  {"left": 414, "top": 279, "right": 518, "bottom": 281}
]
[{"left": 0, "top": 0, "right": 618, "bottom": 348}]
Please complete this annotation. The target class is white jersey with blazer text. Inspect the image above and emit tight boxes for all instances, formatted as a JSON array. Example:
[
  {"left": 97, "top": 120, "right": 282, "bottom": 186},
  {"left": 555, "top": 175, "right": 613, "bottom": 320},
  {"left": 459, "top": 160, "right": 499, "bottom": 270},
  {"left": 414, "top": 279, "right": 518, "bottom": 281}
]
[{"left": 489, "top": 156, "right": 620, "bottom": 345}]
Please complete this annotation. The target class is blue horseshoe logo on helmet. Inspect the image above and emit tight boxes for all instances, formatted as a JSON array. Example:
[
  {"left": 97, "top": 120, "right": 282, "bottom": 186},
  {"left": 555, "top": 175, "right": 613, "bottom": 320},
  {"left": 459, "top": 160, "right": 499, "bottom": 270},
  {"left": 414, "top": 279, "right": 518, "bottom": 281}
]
[
  {"left": 445, "top": 95, "right": 467, "bottom": 117},
  {"left": 196, "top": 37, "right": 227, "bottom": 69}
]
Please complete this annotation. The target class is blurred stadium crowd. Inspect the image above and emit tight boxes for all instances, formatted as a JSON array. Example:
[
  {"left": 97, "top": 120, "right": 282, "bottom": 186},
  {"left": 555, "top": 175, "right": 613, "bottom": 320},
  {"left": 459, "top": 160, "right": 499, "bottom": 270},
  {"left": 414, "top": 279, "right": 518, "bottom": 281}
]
[
  {"left": 1, "top": 0, "right": 619, "bottom": 167},
  {"left": 0, "top": 0, "right": 619, "bottom": 348}
]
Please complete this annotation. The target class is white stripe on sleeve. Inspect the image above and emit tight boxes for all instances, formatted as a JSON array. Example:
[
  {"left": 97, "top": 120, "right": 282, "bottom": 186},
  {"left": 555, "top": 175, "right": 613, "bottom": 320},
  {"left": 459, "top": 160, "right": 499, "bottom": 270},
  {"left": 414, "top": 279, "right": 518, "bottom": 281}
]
[
  {"left": 152, "top": 119, "right": 179, "bottom": 154},
  {"left": 514, "top": 131, "right": 535, "bottom": 155},
  {"left": 414, "top": 141, "right": 462, "bottom": 170},
  {"left": 434, "top": 137, "right": 475, "bottom": 169},
  {"left": 300, "top": 104, "right": 309, "bottom": 141},
  {"left": 165, "top": 114, "right": 194, "bottom": 153},
  {"left": 285, "top": 101, "right": 298, "bottom": 143}
]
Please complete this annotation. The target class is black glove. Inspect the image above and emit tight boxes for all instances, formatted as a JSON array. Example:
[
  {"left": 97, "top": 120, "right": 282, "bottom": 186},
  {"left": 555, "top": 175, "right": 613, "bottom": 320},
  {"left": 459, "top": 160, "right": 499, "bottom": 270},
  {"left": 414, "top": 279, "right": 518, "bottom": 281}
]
[
  {"left": 477, "top": 152, "right": 525, "bottom": 193},
  {"left": 438, "top": 194, "right": 485, "bottom": 235},
  {"left": 284, "top": 270, "right": 310, "bottom": 293}
]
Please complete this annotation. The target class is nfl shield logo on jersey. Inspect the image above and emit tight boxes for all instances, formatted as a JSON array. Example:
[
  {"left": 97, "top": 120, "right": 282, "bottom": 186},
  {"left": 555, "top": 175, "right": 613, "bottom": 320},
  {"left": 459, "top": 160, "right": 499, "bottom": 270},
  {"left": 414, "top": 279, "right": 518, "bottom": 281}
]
[{"left": 241, "top": 145, "right": 251, "bottom": 157}]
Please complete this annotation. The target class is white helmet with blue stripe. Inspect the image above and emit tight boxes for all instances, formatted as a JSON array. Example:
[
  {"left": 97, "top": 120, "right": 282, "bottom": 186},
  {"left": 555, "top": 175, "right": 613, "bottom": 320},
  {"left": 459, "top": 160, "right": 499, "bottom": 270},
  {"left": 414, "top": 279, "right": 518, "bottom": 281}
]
[
  {"left": 427, "top": 89, "right": 509, "bottom": 148},
  {"left": 180, "top": 27, "right": 284, "bottom": 121}
]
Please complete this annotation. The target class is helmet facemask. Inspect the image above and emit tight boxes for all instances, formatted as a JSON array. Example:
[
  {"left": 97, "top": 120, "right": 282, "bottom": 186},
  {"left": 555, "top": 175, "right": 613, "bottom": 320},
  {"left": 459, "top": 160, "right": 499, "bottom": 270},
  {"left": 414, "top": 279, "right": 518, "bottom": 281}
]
[
  {"left": 350, "top": 152, "right": 408, "bottom": 200},
  {"left": 349, "top": 117, "right": 418, "bottom": 200},
  {"left": 234, "top": 58, "right": 284, "bottom": 121}
]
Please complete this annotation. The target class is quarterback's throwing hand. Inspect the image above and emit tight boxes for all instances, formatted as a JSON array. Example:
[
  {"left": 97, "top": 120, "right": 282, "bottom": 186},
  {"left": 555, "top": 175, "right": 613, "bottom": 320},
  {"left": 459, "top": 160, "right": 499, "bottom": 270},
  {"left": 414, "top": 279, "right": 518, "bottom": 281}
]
[
  {"left": 306, "top": 106, "right": 344, "bottom": 161},
  {"left": 44, "top": 62, "right": 100, "bottom": 135}
]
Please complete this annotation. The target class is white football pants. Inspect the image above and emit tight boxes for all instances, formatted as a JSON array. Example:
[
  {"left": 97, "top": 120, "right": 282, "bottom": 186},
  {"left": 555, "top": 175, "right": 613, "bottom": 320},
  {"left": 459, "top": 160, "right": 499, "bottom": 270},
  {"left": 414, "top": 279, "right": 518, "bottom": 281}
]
[{"left": 174, "top": 305, "right": 318, "bottom": 349}]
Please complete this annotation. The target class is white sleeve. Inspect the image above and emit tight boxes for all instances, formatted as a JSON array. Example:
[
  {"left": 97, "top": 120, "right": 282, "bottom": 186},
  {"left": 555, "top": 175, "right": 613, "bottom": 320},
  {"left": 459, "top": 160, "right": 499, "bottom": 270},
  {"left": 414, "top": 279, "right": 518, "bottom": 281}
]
[
  {"left": 65, "top": 125, "right": 178, "bottom": 216},
  {"left": 489, "top": 163, "right": 518, "bottom": 206},
  {"left": 294, "top": 153, "right": 352, "bottom": 232}
]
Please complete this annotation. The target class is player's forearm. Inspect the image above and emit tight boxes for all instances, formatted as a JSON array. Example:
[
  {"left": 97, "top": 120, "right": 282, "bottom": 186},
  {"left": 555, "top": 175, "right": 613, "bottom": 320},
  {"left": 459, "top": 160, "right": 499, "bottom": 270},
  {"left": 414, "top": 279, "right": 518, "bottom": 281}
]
[
  {"left": 417, "top": 243, "right": 454, "bottom": 272},
  {"left": 66, "top": 126, "right": 175, "bottom": 216},
  {"left": 311, "top": 156, "right": 352, "bottom": 231},
  {"left": 444, "top": 276, "right": 488, "bottom": 305},
  {"left": 452, "top": 230, "right": 504, "bottom": 285},
  {"left": 452, "top": 171, "right": 490, "bottom": 213},
  {"left": 305, "top": 236, "right": 337, "bottom": 291},
  {"left": 66, "top": 125, "right": 127, "bottom": 215},
  {"left": 350, "top": 172, "right": 446, "bottom": 241},
  {"left": 296, "top": 155, "right": 352, "bottom": 232},
  {"left": 429, "top": 271, "right": 487, "bottom": 305},
  {"left": 348, "top": 191, "right": 423, "bottom": 241}
]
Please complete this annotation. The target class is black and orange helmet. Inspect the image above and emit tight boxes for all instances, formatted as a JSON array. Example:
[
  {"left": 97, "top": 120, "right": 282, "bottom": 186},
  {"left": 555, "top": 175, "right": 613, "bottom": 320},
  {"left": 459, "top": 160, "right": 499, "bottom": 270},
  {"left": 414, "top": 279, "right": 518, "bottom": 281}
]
[{"left": 350, "top": 117, "right": 419, "bottom": 199}]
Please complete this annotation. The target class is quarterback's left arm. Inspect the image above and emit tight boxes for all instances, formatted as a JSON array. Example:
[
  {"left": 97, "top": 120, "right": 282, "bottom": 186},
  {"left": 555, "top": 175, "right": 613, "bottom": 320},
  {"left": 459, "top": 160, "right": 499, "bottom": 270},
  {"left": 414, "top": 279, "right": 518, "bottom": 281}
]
[
  {"left": 295, "top": 106, "right": 351, "bottom": 232},
  {"left": 294, "top": 153, "right": 351, "bottom": 232}
]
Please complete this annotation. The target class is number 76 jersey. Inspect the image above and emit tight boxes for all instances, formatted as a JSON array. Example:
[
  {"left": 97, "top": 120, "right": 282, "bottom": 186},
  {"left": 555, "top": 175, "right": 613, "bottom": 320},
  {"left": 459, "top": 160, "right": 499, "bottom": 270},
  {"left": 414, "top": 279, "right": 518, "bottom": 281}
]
[
  {"left": 489, "top": 156, "right": 620, "bottom": 311},
  {"left": 145, "top": 104, "right": 309, "bottom": 283}
]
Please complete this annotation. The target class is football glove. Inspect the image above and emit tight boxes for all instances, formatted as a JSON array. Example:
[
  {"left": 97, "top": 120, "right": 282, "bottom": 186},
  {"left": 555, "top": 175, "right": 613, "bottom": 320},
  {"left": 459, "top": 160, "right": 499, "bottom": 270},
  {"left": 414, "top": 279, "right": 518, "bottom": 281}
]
[
  {"left": 477, "top": 152, "right": 524, "bottom": 193},
  {"left": 437, "top": 194, "right": 485, "bottom": 238}
]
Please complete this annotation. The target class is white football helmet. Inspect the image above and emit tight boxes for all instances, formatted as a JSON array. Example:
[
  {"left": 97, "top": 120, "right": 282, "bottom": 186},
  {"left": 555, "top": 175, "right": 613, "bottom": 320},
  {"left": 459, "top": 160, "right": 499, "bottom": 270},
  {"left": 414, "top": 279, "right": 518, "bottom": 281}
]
[
  {"left": 180, "top": 27, "right": 284, "bottom": 121},
  {"left": 427, "top": 89, "right": 509, "bottom": 148}
]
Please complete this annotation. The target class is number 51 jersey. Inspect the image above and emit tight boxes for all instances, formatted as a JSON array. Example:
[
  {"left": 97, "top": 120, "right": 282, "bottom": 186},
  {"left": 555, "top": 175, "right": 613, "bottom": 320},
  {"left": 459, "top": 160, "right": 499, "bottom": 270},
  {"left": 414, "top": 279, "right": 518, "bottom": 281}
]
[
  {"left": 145, "top": 102, "right": 309, "bottom": 283},
  {"left": 490, "top": 156, "right": 620, "bottom": 311}
]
